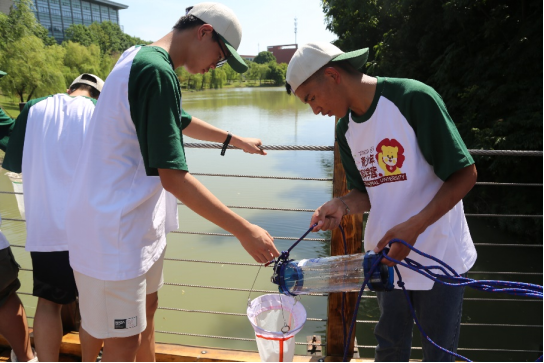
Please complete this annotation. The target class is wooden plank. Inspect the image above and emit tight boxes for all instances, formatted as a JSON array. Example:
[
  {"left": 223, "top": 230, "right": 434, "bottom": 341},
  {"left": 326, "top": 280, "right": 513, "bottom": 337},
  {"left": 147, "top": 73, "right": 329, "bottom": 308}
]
[
  {"left": 0, "top": 333, "right": 374, "bottom": 363},
  {"left": 326, "top": 136, "right": 364, "bottom": 361}
]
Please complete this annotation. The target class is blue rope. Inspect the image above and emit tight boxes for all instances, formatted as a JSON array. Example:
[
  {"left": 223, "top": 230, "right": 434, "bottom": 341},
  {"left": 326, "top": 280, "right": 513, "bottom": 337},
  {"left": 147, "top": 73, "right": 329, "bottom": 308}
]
[
  {"left": 341, "top": 237, "right": 542, "bottom": 362},
  {"left": 274, "top": 227, "right": 543, "bottom": 361}
]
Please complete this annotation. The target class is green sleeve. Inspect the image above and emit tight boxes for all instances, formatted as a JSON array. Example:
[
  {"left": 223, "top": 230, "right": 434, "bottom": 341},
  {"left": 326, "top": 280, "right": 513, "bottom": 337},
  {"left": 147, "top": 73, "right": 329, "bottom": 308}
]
[
  {"left": 2, "top": 97, "right": 49, "bottom": 172},
  {"left": 390, "top": 80, "right": 474, "bottom": 181},
  {"left": 128, "top": 48, "right": 188, "bottom": 176},
  {"left": 181, "top": 108, "right": 192, "bottom": 130},
  {"left": 2, "top": 103, "right": 30, "bottom": 172},
  {"left": 336, "top": 117, "right": 367, "bottom": 192},
  {"left": 0, "top": 107, "right": 15, "bottom": 152}
]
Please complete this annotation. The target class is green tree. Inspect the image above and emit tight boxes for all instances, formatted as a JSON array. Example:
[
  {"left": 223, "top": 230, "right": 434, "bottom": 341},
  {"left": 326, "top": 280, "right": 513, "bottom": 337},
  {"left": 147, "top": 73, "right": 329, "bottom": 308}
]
[
  {"left": 267, "top": 62, "right": 285, "bottom": 86},
  {"left": 65, "top": 21, "right": 150, "bottom": 55},
  {"left": 62, "top": 41, "right": 103, "bottom": 86},
  {"left": 0, "top": 35, "right": 65, "bottom": 102},
  {"left": 64, "top": 24, "right": 98, "bottom": 47},
  {"left": 254, "top": 51, "right": 276, "bottom": 64},
  {"left": 322, "top": 0, "right": 543, "bottom": 236},
  {"left": 0, "top": 0, "right": 55, "bottom": 50},
  {"left": 222, "top": 63, "right": 238, "bottom": 84}
]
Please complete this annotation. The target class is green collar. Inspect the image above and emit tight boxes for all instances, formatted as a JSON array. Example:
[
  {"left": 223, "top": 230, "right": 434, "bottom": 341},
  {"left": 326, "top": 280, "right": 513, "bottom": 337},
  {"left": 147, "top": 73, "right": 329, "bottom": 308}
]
[{"left": 349, "top": 77, "right": 385, "bottom": 123}]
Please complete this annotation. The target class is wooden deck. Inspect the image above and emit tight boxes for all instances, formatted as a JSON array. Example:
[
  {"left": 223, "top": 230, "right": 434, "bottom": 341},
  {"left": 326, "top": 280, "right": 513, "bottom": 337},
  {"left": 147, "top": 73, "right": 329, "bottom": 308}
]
[{"left": 0, "top": 332, "right": 372, "bottom": 362}]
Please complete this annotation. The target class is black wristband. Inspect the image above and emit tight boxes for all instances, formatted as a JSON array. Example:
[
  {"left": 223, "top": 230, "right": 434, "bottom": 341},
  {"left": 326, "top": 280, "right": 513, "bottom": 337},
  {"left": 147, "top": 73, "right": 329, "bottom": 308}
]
[{"left": 221, "top": 132, "right": 232, "bottom": 156}]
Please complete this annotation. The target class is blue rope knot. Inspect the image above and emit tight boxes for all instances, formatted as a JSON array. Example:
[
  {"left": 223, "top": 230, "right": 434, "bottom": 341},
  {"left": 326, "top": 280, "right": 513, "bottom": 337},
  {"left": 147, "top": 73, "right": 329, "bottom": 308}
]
[{"left": 397, "top": 281, "right": 405, "bottom": 288}]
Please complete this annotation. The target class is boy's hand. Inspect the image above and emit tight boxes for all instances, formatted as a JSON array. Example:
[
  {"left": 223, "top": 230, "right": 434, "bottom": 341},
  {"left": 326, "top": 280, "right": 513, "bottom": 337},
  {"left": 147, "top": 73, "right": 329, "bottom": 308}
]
[
  {"left": 236, "top": 224, "right": 279, "bottom": 263},
  {"left": 310, "top": 198, "right": 345, "bottom": 232},
  {"left": 373, "top": 216, "right": 423, "bottom": 266},
  {"left": 233, "top": 136, "right": 267, "bottom": 155}
]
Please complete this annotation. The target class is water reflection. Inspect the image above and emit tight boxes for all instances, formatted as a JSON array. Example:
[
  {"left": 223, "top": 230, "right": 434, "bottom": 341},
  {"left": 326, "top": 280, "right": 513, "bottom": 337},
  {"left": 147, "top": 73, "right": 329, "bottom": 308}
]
[{"left": 0, "top": 87, "right": 541, "bottom": 360}]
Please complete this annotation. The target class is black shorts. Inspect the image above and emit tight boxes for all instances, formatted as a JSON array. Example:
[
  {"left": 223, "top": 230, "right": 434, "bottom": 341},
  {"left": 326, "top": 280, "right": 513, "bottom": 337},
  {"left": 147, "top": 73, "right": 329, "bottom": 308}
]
[
  {"left": 0, "top": 246, "right": 21, "bottom": 308},
  {"left": 31, "top": 251, "right": 78, "bottom": 304}
]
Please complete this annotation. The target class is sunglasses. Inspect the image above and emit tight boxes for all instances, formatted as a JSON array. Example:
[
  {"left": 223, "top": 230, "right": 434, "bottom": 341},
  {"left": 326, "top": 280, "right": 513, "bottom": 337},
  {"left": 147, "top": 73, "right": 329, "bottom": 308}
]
[{"left": 186, "top": 6, "right": 229, "bottom": 68}]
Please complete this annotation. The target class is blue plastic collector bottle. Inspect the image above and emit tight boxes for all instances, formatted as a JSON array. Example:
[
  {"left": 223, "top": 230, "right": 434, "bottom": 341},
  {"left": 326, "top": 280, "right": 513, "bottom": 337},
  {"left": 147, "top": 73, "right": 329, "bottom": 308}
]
[{"left": 275, "top": 251, "right": 394, "bottom": 295}]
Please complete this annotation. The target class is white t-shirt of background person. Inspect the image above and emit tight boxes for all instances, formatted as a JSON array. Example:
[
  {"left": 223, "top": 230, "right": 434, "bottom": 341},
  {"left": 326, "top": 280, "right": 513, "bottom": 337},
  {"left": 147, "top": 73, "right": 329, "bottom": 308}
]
[{"left": 2, "top": 94, "right": 97, "bottom": 252}]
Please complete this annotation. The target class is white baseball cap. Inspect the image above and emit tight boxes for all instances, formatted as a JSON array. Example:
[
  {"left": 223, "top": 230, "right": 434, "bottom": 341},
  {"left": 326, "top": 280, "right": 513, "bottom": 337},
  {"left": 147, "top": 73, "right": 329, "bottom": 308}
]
[
  {"left": 188, "top": 2, "right": 248, "bottom": 73},
  {"left": 286, "top": 42, "right": 368, "bottom": 93},
  {"left": 70, "top": 73, "right": 105, "bottom": 92}
]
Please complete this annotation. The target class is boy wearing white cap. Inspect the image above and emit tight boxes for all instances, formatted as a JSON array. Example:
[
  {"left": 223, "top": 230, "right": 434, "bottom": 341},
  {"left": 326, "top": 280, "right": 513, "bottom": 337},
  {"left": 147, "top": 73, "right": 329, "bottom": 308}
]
[
  {"left": 63, "top": 3, "right": 279, "bottom": 361},
  {"left": 286, "top": 43, "right": 477, "bottom": 361},
  {"left": 3, "top": 73, "right": 105, "bottom": 361}
]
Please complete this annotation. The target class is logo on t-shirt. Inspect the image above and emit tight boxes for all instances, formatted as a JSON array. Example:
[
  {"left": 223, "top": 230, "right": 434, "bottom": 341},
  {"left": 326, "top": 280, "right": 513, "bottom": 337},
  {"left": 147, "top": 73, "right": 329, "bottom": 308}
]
[
  {"left": 358, "top": 138, "right": 407, "bottom": 187},
  {"left": 114, "top": 316, "right": 138, "bottom": 329}
]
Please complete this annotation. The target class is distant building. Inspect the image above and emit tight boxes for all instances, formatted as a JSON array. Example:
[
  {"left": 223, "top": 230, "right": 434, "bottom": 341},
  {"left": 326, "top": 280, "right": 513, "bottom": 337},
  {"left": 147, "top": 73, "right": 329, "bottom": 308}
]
[
  {"left": 267, "top": 44, "right": 298, "bottom": 64},
  {"left": 241, "top": 55, "right": 256, "bottom": 62},
  {"left": 0, "top": 0, "right": 128, "bottom": 43}
]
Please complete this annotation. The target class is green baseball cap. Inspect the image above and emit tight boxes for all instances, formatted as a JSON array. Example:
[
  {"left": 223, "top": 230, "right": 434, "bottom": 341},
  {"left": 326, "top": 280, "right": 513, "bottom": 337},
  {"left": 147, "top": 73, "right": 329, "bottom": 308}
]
[
  {"left": 0, "top": 71, "right": 6, "bottom": 78},
  {"left": 188, "top": 2, "right": 248, "bottom": 73}
]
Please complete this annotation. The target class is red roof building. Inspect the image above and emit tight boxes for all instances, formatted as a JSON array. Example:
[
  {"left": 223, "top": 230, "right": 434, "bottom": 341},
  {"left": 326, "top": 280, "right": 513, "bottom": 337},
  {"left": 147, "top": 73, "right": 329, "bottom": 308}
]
[{"left": 267, "top": 44, "right": 298, "bottom": 64}]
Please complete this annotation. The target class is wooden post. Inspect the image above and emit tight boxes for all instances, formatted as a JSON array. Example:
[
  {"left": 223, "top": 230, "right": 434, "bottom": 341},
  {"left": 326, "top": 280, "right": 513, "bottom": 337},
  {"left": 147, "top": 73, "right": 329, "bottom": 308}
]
[{"left": 326, "top": 136, "right": 364, "bottom": 360}]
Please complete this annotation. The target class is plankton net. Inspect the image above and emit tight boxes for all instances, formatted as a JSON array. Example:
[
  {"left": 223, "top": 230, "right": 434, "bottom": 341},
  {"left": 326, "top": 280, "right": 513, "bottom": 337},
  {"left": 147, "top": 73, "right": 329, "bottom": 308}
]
[{"left": 247, "top": 294, "right": 307, "bottom": 362}]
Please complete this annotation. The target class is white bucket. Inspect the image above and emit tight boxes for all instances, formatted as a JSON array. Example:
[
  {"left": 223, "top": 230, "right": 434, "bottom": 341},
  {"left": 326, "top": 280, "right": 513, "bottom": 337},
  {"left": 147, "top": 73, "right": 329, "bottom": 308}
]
[
  {"left": 247, "top": 294, "right": 307, "bottom": 362},
  {"left": 5, "top": 172, "right": 24, "bottom": 219}
]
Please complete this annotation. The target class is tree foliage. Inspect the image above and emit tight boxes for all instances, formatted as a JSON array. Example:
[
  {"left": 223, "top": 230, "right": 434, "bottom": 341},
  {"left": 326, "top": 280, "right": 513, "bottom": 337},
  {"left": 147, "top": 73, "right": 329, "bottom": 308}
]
[
  {"left": 0, "top": 35, "right": 65, "bottom": 102},
  {"left": 254, "top": 51, "right": 276, "bottom": 64},
  {"left": 65, "top": 21, "right": 150, "bottom": 55},
  {"left": 0, "top": 0, "right": 150, "bottom": 100},
  {"left": 322, "top": 0, "right": 543, "bottom": 236}
]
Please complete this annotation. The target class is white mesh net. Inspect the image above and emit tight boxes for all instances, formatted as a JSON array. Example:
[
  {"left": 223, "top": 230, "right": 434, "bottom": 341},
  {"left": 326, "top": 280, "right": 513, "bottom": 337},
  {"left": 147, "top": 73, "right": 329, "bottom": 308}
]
[{"left": 247, "top": 294, "right": 307, "bottom": 362}]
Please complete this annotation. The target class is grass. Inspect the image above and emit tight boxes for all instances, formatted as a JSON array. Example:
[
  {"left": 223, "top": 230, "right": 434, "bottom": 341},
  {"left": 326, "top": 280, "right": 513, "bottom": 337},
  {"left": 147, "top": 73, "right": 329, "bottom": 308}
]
[{"left": 0, "top": 93, "right": 21, "bottom": 119}]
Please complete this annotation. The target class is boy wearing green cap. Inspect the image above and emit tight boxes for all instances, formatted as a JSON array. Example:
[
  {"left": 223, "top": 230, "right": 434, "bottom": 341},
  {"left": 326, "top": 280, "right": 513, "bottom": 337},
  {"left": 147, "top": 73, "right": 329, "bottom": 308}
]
[
  {"left": 286, "top": 42, "right": 477, "bottom": 361},
  {"left": 63, "top": 3, "right": 279, "bottom": 361},
  {"left": 0, "top": 71, "right": 37, "bottom": 362}
]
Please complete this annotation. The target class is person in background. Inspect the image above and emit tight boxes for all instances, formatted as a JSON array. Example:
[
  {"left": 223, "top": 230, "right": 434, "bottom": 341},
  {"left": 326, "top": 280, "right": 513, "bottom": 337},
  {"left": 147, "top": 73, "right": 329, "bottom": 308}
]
[
  {"left": 286, "top": 42, "right": 477, "bottom": 361},
  {"left": 62, "top": 3, "right": 279, "bottom": 361},
  {"left": 0, "top": 70, "right": 37, "bottom": 362},
  {"left": 3, "top": 73, "right": 106, "bottom": 362}
]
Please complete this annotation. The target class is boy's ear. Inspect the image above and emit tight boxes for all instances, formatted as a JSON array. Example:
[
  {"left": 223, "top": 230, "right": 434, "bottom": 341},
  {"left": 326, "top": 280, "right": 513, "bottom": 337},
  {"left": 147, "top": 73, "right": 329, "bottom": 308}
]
[
  {"left": 197, "top": 24, "right": 214, "bottom": 40},
  {"left": 323, "top": 67, "right": 341, "bottom": 84}
]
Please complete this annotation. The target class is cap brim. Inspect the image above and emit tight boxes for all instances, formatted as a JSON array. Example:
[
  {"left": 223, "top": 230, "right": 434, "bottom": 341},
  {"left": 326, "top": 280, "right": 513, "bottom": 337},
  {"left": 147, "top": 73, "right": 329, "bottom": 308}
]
[
  {"left": 0, "top": 71, "right": 6, "bottom": 78},
  {"left": 219, "top": 35, "right": 248, "bottom": 73},
  {"left": 332, "top": 48, "right": 369, "bottom": 70}
]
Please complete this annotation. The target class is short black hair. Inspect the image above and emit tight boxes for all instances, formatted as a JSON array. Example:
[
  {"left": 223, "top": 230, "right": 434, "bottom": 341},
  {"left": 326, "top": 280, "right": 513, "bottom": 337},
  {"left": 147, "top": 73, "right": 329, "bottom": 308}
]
[
  {"left": 173, "top": 14, "right": 206, "bottom": 31},
  {"left": 172, "top": 13, "right": 223, "bottom": 45},
  {"left": 285, "top": 60, "right": 359, "bottom": 95},
  {"left": 69, "top": 74, "right": 100, "bottom": 99}
]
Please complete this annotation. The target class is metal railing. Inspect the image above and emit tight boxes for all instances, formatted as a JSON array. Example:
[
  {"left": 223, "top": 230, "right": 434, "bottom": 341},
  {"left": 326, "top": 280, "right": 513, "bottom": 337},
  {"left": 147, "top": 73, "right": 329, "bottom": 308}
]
[{"left": 1, "top": 145, "right": 542, "bottom": 359}]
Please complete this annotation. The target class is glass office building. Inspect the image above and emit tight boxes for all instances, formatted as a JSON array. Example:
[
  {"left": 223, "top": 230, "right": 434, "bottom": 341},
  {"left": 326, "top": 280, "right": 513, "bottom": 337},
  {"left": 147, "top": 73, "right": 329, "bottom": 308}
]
[{"left": 30, "top": 0, "right": 128, "bottom": 43}]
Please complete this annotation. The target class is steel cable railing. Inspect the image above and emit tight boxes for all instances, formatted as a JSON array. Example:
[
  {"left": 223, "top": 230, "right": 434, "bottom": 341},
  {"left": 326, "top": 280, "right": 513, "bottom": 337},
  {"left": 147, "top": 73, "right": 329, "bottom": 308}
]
[{"left": 1, "top": 146, "right": 542, "bottom": 359}]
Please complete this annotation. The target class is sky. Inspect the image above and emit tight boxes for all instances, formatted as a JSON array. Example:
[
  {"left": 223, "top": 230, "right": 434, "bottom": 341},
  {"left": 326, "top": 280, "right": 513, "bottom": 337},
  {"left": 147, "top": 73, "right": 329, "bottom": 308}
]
[{"left": 119, "top": 0, "right": 337, "bottom": 56}]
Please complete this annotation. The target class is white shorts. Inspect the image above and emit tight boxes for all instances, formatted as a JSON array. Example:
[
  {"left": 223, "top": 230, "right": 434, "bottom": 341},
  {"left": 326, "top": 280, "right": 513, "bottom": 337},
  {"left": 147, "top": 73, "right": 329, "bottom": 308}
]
[{"left": 74, "top": 248, "right": 165, "bottom": 339}]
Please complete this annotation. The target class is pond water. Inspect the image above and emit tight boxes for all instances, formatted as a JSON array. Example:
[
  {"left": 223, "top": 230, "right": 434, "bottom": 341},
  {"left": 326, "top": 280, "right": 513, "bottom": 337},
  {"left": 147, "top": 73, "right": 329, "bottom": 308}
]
[{"left": 0, "top": 86, "right": 541, "bottom": 361}]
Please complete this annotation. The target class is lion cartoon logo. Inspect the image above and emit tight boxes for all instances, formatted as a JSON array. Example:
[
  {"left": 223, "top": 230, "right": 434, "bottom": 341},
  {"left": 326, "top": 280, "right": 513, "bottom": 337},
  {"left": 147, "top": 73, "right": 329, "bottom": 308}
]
[{"left": 376, "top": 138, "right": 405, "bottom": 176}]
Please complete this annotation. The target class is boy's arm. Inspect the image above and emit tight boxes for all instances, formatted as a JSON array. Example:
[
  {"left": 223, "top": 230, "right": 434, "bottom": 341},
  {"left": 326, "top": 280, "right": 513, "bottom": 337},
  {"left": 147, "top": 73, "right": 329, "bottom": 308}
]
[
  {"left": 158, "top": 168, "right": 279, "bottom": 263},
  {"left": 374, "top": 164, "right": 477, "bottom": 266},
  {"left": 183, "top": 116, "right": 266, "bottom": 155}
]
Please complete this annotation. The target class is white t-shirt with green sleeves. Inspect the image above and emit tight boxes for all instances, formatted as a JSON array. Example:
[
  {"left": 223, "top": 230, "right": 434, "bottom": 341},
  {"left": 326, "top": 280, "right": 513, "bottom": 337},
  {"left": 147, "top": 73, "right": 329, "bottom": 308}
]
[
  {"left": 337, "top": 77, "right": 477, "bottom": 290},
  {"left": 66, "top": 45, "right": 192, "bottom": 281},
  {"left": 3, "top": 94, "right": 97, "bottom": 252}
]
